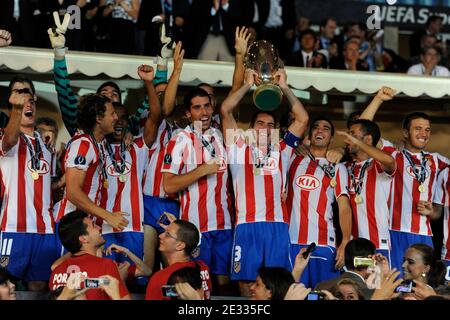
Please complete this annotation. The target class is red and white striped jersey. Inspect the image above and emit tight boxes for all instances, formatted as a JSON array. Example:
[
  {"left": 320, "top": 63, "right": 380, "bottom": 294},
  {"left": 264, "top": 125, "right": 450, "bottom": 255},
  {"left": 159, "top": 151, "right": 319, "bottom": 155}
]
[
  {"left": 142, "top": 120, "right": 177, "bottom": 199},
  {"left": 55, "top": 134, "right": 105, "bottom": 222},
  {"left": 227, "top": 138, "right": 295, "bottom": 225},
  {"left": 337, "top": 159, "right": 393, "bottom": 250},
  {"left": 161, "top": 126, "right": 231, "bottom": 233},
  {"left": 390, "top": 150, "right": 448, "bottom": 236},
  {"left": 434, "top": 167, "right": 450, "bottom": 261},
  {"left": 0, "top": 132, "right": 54, "bottom": 233},
  {"left": 286, "top": 155, "right": 348, "bottom": 247},
  {"left": 98, "top": 137, "right": 149, "bottom": 234}
]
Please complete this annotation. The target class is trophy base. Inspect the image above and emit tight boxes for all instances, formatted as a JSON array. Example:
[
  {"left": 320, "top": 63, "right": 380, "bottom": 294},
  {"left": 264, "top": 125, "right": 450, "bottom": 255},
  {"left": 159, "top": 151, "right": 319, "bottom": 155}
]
[{"left": 253, "top": 84, "right": 283, "bottom": 111}]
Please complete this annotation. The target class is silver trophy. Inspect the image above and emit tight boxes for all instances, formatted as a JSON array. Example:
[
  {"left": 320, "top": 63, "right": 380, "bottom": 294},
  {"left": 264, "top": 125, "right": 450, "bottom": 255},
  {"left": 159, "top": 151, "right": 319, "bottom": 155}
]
[{"left": 244, "top": 40, "right": 283, "bottom": 111}]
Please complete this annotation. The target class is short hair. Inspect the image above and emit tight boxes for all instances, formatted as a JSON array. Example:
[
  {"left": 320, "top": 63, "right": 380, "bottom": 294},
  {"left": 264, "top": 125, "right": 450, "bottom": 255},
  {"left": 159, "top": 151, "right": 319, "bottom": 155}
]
[
  {"left": 197, "top": 83, "right": 214, "bottom": 91},
  {"left": 308, "top": 116, "right": 335, "bottom": 137},
  {"left": 349, "top": 119, "right": 381, "bottom": 147},
  {"left": 112, "top": 101, "right": 129, "bottom": 117},
  {"left": 346, "top": 111, "right": 362, "bottom": 129},
  {"left": 421, "top": 45, "right": 442, "bottom": 56},
  {"left": 173, "top": 220, "right": 200, "bottom": 256},
  {"left": 0, "top": 267, "right": 13, "bottom": 285},
  {"left": 299, "top": 28, "right": 317, "bottom": 42},
  {"left": 344, "top": 238, "right": 376, "bottom": 270},
  {"left": 343, "top": 39, "right": 360, "bottom": 52},
  {"left": 96, "top": 81, "right": 122, "bottom": 103},
  {"left": 8, "top": 75, "right": 36, "bottom": 95},
  {"left": 426, "top": 15, "right": 443, "bottom": 28},
  {"left": 183, "top": 88, "right": 211, "bottom": 112},
  {"left": 334, "top": 278, "right": 366, "bottom": 300},
  {"left": 167, "top": 266, "right": 202, "bottom": 290},
  {"left": 250, "top": 110, "right": 277, "bottom": 128},
  {"left": 76, "top": 93, "right": 111, "bottom": 134},
  {"left": 257, "top": 267, "right": 294, "bottom": 300},
  {"left": 320, "top": 17, "right": 336, "bottom": 28},
  {"left": 58, "top": 211, "right": 89, "bottom": 254},
  {"left": 402, "top": 112, "right": 430, "bottom": 131},
  {"left": 36, "top": 117, "right": 58, "bottom": 131},
  {"left": 409, "top": 243, "right": 446, "bottom": 288}
]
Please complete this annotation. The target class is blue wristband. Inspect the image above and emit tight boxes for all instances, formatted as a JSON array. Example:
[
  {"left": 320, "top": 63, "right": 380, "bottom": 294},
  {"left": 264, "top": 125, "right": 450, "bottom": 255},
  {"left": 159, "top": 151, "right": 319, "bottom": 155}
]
[{"left": 283, "top": 130, "right": 302, "bottom": 148}]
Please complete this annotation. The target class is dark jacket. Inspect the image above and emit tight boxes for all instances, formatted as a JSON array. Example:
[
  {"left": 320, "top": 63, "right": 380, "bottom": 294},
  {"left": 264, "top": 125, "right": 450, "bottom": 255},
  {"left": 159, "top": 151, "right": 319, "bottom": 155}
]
[{"left": 287, "top": 50, "right": 328, "bottom": 68}]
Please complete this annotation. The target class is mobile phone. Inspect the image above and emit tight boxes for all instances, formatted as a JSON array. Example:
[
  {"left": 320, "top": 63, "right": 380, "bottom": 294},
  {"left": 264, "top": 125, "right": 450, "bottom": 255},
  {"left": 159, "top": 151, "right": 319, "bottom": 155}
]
[
  {"left": 394, "top": 280, "right": 415, "bottom": 293},
  {"left": 302, "top": 242, "right": 316, "bottom": 259},
  {"left": 161, "top": 285, "right": 178, "bottom": 297},
  {"left": 353, "top": 257, "right": 375, "bottom": 268},
  {"left": 84, "top": 278, "right": 110, "bottom": 289},
  {"left": 306, "top": 291, "right": 325, "bottom": 300},
  {"left": 158, "top": 213, "right": 171, "bottom": 226}
]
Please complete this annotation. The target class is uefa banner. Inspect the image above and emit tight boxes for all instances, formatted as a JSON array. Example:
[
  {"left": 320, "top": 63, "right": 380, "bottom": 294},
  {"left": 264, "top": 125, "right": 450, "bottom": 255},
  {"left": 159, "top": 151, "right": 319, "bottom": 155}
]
[{"left": 297, "top": 0, "right": 450, "bottom": 31}]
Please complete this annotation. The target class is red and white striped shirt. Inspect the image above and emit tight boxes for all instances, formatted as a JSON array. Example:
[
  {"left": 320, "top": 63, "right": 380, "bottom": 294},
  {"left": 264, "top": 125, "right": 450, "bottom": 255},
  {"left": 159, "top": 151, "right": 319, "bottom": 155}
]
[
  {"left": 434, "top": 167, "right": 450, "bottom": 261},
  {"left": 55, "top": 134, "right": 105, "bottom": 222},
  {"left": 228, "top": 138, "right": 295, "bottom": 225},
  {"left": 98, "top": 137, "right": 149, "bottom": 234},
  {"left": 287, "top": 156, "right": 348, "bottom": 247},
  {"left": 142, "top": 120, "right": 176, "bottom": 198},
  {"left": 0, "top": 132, "right": 54, "bottom": 233},
  {"left": 390, "top": 150, "right": 448, "bottom": 236},
  {"left": 337, "top": 159, "right": 393, "bottom": 250},
  {"left": 161, "top": 126, "right": 231, "bottom": 233}
]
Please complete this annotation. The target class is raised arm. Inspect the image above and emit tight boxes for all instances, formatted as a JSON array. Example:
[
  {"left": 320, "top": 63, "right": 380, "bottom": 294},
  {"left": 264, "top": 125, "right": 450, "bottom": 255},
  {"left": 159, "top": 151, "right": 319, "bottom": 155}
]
[
  {"left": 229, "top": 26, "right": 251, "bottom": 96},
  {"left": 360, "top": 86, "right": 396, "bottom": 121},
  {"left": 162, "top": 42, "right": 184, "bottom": 117},
  {"left": 2, "top": 91, "right": 29, "bottom": 153}
]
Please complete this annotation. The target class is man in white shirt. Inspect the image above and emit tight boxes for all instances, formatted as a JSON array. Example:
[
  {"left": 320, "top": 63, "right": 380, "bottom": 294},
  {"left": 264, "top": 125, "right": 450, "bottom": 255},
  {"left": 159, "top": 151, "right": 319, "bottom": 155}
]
[{"left": 407, "top": 45, "right": 450, "bottom": 77}]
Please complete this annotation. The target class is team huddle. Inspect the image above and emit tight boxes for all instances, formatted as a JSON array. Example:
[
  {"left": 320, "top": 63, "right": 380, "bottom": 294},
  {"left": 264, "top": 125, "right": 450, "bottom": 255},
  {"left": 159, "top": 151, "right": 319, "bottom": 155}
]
[{"left": 0, "top": 26, "right": 449, "bottom": 300}]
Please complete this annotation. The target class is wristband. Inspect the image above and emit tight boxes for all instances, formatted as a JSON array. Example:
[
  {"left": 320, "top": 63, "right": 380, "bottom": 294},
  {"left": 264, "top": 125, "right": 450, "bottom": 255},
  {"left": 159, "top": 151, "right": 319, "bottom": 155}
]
[
  {"left": 284, "top": 130, "right": 302, "bottom": 148},
  {"left": 54, "top": 47, "right": 67, "bottom": 59}
]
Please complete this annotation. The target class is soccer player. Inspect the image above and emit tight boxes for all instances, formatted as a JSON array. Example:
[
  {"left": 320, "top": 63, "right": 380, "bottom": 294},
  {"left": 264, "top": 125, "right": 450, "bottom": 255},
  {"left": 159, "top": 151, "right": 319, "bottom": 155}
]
[
  {"left": 220, "top": 68, "right": 309, "bottom": 296},
  {"left": 287, "top": 117, "right": 352, "bottom": 288},
  {"left": 55, "top": 94, "right": 129, "bottom": 231},
  {"left": 0, "top": 86, "right": 59, "bottom": 291},
  {"left": 335, "top": 120, "right": 396, "bottom": 261}
]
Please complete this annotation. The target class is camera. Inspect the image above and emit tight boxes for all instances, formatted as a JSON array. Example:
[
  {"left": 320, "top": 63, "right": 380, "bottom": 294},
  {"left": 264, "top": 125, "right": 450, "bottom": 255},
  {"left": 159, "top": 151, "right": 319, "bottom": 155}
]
[
  {"left": 353, "top": 257, "right": 375, "bottom": 268},
  {"left": 302, "top": 242, "right": 316, "bottom": 259},
  {"left": 306, "top": 291, "right": 325, "bottom": 300},
  {"left": 395, "top": 280, "right": 415, "bottom": 293},
  {"left": 158, "top": 213, "right": 171, "bottom": 226},
  {"left": 84, "top": 278, "right": 110, "bottom": 289},
  {"left": 162, "top": 285, "right": 178, "bottom": 297}
]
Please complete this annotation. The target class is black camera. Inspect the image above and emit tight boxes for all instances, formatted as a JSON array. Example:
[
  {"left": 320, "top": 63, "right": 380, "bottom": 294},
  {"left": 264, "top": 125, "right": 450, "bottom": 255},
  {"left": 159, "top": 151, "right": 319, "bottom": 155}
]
[
  {"left": 306, "top": 290, "right": 326, "bottom": 300},
  {"left": 161, "top": 285, "right": 178, "bottom": 297}
]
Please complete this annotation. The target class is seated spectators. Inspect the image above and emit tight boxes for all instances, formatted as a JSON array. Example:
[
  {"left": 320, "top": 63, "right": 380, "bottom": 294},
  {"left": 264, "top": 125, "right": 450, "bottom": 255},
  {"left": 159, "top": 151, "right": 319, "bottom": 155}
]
[
  {"left": 287, "top": 29, "right": 327, "bottom": 68},
  {"left": 329, "top": 39, "right": 369, "bottom": 71},
  {"left": 407, "top": 45, "right": 450, "bottom": 77}
]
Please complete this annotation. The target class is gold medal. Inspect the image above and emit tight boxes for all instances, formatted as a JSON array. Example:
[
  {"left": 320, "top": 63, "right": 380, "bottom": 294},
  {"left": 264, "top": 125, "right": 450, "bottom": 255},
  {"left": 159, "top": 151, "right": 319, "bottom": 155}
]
[
  {"left": 31, "top": 171, "right": 39, "bottom": 180},
  {"left": 355, "top": 194, "right": 363, "bottom": 204},
  {"left": 103, "top": 180, "right": 109, "bottom": 189},
  {"left": 330, "top": 178, "right": 336, "bottom": 188},
  {"left": 119, "top": 175, "right": 127, "bottom": 183},
  {"left": 418, "top": 184, "right": 425, "bottom": 193}
]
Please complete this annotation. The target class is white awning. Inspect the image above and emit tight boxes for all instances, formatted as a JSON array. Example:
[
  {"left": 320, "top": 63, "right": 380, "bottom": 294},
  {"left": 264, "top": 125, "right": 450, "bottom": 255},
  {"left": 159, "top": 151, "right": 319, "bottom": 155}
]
[{"left": 2, "top": 46, "right": 450, "bottom": 98}]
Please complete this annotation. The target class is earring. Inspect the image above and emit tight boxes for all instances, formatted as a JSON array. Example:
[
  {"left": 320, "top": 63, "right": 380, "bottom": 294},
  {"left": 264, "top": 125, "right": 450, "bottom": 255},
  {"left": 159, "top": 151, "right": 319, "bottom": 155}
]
[{"left": 421, "top": 272, "right": 427, "bottom": 278}]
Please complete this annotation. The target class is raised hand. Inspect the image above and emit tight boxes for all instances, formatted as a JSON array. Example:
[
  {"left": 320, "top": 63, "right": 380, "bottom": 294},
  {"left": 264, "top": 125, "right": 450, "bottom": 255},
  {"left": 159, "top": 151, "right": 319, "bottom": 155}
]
[
  {"left": 173, "top": 42, "right": 185, "bottom": 73},
  {"left": 244, "top": 68, "right": 258, "bottom": 87},
  {"left": 273, "top": 68, "right": 288, "bottom": 87},
  {"left": 336, "top": 130, "right": 360, "bottom": 148},
  {"left": 375, "top": 86, "right": 396, "bottom": 102},
  {"left": 47, "top": 12, "right": 70, "bottom": 49},
  {"left": 137, "top": 64, "right": 155, "bottom": 82},
  {"left": 9, "top": 90, "right": 28, "bottom": 111},
  {"left": 0, "top": 29, "right": 12, "bottom": 48},
  {"left": 235, "top": 26, "right": 251, "bottom": 56}
]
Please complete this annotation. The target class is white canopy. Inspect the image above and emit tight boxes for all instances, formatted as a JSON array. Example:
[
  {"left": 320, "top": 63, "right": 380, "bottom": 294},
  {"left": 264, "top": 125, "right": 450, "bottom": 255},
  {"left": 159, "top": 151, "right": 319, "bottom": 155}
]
[{"left": 2, "top": 46, "right": 450, "bottom": 98}]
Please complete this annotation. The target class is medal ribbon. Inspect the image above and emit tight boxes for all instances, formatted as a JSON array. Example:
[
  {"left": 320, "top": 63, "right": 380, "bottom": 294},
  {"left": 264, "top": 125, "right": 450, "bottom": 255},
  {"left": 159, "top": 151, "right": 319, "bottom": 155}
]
[
  {"left": 402, "top": 150, "right": 428, "bottom": 184},
  {"left": 349, "top": 160, "right": 371, "bottom": 196},
  {"left": 20, "top": 132, "right": 42, "bottom": 171},
  {"left": 307, "top": 152, "right": 335, "bottom": 178},
  {"left": 89, "top": 134, "right": 108, "bottom": 183},
  {"left": 105, "top": 141, "right": 126, "bottom": 174}
]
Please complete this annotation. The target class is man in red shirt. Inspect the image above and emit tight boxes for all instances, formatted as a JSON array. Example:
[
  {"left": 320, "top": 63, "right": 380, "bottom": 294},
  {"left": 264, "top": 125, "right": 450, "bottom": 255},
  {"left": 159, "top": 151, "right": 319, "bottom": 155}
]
[
  {"left": 49, "top": 211, "right": 130, "bottom": 300},
  {"left": 145, "top": 219, "right": 212, "bottom": 300}
]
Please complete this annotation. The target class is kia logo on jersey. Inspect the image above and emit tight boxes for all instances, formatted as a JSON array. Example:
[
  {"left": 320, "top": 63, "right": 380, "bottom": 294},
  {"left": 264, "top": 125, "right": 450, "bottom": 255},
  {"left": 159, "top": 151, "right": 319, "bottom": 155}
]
[
  {"left": 106, "top": 161, "right": 132, "bottom": 176},
  {"left": 406, "top": 165, "right": 430, "bottom": 179},
  {"left": 255, "top": 157, "right": 278, "bottom": 171},
  {"left": 27, "top": 159, "right": 50, "bottom": 175},
  {"left": 296, "top": 174, "right": 321, "bottom": 191}
]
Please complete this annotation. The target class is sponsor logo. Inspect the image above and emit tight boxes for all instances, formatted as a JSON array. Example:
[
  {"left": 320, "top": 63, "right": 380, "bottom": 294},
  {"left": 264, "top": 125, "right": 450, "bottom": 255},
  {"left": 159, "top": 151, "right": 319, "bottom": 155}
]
[
  {"left": 106, "top": 161, "right": 132, "bottom": 177},
  {"left": 27, "top": 159, "right": 50, "bottom": 175},
  {"left": 406, "top": 165, "right": 430, "bottom": 179},
  {"left": 296, "top": 174, "right": 321, "bottom": 191}
]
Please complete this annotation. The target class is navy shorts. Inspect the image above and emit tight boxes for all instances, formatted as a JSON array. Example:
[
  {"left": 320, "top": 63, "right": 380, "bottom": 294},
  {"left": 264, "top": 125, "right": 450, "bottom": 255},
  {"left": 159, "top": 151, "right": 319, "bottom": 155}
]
[{"left": 143, "top": 195, "right": 180, "bottom": 233}]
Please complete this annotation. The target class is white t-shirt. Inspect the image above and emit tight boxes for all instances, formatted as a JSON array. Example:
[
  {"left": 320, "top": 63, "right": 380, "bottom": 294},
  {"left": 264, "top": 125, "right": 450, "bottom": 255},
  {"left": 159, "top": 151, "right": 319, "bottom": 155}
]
[{"left": 407, "top": 63, "right": 450, "bottom": 77}]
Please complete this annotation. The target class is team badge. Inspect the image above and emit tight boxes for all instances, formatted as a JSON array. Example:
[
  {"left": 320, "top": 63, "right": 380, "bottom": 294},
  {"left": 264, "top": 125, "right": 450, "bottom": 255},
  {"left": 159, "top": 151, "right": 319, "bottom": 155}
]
[
  {"left": 164, "top": 154, "right": 172, "bottom": 165},
  {"left": 233, "top": 262, "right": 241, "bottom": 273},
  {"left": 0, "top": 256, "right": 9, "bottom": 268},
  {"left": 191, "top": 246, "right": 200, "bottom": 259},
  {"left": 74, "top": 155, "right": 86, "bottom": 166}
]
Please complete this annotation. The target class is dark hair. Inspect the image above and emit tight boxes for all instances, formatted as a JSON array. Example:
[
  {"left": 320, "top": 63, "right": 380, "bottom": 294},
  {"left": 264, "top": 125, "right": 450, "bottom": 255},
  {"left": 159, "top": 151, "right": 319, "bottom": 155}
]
[
  {"left": 409, "top": 243, "right": 446, "bottom": 288},
  {"left": 345, "top": 238, "right": 376, "bottom": 270},
  {"left": 346, "top": 111, "right": 362, "bottom": 129},
  {"left": 0, "top": 267, "right": 13, "bottom": 286},
  {"left": 349, "top": 119, "right": 381, "bottom": 147},
  {"left": 76, "top": 93, "right": 111, "bottom": 134},
  {"left": 173, "top": 220, "right": 200, "bottom": 256},
  {"left": 250, "top": 110, "right": 277, "bottom": 128},
  {"left": 197, "top": 83, "right": 214, "bottom": 91},
  {"left": 167, "top": 266, "right": 202, "bottom": 290},
  {"left": 36, "top": 117, "right": 58, "bottom": 131},
  {"left": 257, "top": 267, "right": 294, "bottom": 300},
  {"left": 421, "top": 45, "right": 442, "bottom": 56},
  {"left": 183, "top": 88, "right": 211, "bottom": 112},
  {"left": 402, "top": 112, "right": 430, "bottom": 131},
  {"left": 96, "top": 81, "right": 122, "bottom": 103},
  {"left": 309, "top": 116, "right": 335, "bottom": 137},
  {"left": 112, "top": 101, "right": 129, "bottom": 117},
  {"left": 320, "top": 17, "right": 336, "bottom": 28},
  {"left": 58, "top": 211, "right": 89, "bottom": 254},
  {"left": 299, "top": 28, "right": 317, "bottom": 42},
  {"left": 8, "top": 76, "right": 36, "bottom": 95},
  {"left": 426, "top": 15, "right": 443, "bottom": 28}
]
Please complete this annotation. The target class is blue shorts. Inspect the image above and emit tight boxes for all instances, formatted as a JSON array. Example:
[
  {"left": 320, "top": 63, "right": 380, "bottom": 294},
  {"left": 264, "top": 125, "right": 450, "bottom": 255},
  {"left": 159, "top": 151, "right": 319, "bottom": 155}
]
[
  {"left": 0, "top": 232, "right": 60, "bottom": 282},
  {"left": 192, "top": 229, "right": 233, "bottom": 276},
  {"left": 390, "top": 230, "right": 433, "bottom": 272},
  {"left": 230, "top": 222, "right": 292, "bottom": 281},
  {"left": 143, "top": 195, "right": 180, "bottom": 233},
  {"left": 290, "top": 244, "right": 340, "bottom": 289}
]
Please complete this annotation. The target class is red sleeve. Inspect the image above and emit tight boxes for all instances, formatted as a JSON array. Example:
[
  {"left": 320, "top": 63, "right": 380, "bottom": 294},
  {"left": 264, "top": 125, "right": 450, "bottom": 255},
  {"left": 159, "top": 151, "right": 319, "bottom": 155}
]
[{"left": 104, "top": 260, "right": 129, "bottom": 298}]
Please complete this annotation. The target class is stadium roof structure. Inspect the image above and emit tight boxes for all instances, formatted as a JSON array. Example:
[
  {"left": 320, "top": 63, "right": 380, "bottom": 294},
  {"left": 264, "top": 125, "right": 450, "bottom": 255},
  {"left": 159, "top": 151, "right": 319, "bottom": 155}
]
[{"left": 2, "top": 46, "right": 450, "bottom": 98}]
